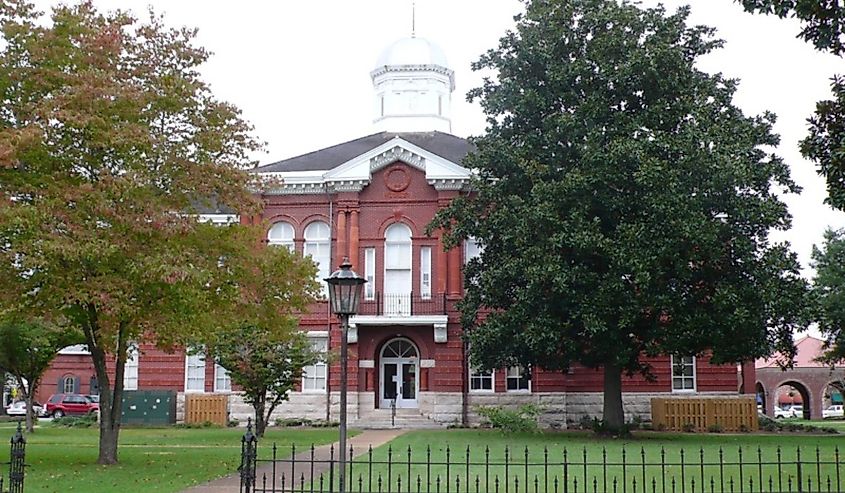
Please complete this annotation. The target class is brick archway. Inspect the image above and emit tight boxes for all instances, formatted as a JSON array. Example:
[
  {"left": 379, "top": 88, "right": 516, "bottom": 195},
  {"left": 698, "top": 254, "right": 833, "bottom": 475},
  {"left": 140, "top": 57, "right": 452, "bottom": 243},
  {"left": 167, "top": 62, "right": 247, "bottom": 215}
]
[{"left": 757, "top": 367, "right": 845, "bottom": 420}]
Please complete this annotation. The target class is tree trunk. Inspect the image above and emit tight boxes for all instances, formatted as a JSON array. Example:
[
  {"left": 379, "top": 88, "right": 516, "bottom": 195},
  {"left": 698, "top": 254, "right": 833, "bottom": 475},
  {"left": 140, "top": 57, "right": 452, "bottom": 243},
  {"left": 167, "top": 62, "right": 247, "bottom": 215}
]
[
  {"left": 99, "top": 418, "right": 120, "bottom": 464},
  {"left": 602, "top": 363, "right": 625, "bottom": 433},
  {"left": 254, "top": 397, "right": 267, "bottom": 438},
  {"left": 24, "top": 393, "right": 34, "bottom": 433},
  {"left": 84, "top": 309, "right": 128, "bottom": 465},
  {"left": 16, "top": 376, "right": 34, "bottom": 433}
]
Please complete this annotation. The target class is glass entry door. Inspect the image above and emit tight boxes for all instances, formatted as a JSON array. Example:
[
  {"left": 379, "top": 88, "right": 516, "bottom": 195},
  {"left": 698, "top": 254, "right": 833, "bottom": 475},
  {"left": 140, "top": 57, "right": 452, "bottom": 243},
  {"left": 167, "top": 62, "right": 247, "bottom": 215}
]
[{"left": 379, "top": 338, "right": 419, "bottom": 409}]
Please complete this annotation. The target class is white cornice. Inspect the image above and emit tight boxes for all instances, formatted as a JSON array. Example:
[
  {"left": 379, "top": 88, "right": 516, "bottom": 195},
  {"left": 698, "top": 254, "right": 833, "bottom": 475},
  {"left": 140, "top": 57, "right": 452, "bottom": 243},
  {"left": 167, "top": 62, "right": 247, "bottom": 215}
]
[{"left": 256, "top": 137, "right": 472, "bottom": 195}]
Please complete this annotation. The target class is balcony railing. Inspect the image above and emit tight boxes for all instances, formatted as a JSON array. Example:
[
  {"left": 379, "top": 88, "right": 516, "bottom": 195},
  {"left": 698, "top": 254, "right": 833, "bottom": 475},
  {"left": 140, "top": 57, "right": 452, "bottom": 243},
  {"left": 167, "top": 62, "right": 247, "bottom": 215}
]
[{"left": 357, "top": 292, "right": 447, "bottom": 316}]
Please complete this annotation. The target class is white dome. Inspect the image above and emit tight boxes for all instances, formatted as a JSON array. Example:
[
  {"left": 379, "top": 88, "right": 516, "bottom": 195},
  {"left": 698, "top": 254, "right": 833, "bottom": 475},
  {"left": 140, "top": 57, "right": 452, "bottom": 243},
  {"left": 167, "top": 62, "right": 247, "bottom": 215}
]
[{"left": 376, "top": 37, "right": 449, "bottom": 68}]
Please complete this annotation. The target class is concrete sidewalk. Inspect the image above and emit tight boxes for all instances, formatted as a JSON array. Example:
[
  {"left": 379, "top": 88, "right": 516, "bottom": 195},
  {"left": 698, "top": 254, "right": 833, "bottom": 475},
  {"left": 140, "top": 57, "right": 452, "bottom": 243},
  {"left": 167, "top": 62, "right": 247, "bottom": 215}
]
[{"left": 183, "top": 429, "right": 406, "bottom": 493}]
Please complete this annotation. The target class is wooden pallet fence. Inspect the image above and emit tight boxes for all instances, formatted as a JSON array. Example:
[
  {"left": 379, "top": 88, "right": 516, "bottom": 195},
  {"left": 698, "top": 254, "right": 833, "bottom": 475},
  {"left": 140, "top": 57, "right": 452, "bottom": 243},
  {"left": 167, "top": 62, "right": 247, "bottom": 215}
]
[
  {"left": 185, "top": 393, "right": 229, "bottom": 426},
  {"left": 651, "top": 396, "right": 758, "bottom": 432}
]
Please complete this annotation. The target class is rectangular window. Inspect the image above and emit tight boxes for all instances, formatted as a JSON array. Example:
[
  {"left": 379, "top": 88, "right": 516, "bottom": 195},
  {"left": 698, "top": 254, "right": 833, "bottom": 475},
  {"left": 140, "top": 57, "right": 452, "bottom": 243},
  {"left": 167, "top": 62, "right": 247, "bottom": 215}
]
[
  {"left": 465, "top": 237, "right": 483, "bottom": 264},
  {"left": 302, "top": 337, "right": 328, "bottom": 392},
  {"left": 365, "top": 248, "right": 376, "bottom": 300},
  {"left": 214, "top": 363, "right": 231, "bottom": 392},
  {"left": 420, "top": 246, "right": 431, "bottom": 299},
  {"left": 506, "top": 366, "right": 530, "bottom": 392},
  {"left": 671, "top": 355, "right": 696, "bottom": 392},
  {"left": 185, "top": 352, "right": 206, "bottom": 393},
  {"left": 123, "top": 345, "right": 139, "bottom": 391},
  {"left": 469, "top": 367, "right": 494, "bottom": 393}
]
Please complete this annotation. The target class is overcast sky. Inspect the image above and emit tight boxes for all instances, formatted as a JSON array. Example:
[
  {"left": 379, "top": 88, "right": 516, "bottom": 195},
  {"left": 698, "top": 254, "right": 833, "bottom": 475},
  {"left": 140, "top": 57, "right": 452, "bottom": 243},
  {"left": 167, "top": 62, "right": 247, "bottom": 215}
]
[{"left": 33, "top": 0, "right": 845, "bottom": 279}]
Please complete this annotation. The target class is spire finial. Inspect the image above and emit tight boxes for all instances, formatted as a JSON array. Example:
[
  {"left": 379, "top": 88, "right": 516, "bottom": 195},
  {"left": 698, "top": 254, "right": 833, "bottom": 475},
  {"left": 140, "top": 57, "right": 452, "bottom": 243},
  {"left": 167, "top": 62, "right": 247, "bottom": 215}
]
[{"left": 411, "top": 1, "right": 416, "bottom": 38}]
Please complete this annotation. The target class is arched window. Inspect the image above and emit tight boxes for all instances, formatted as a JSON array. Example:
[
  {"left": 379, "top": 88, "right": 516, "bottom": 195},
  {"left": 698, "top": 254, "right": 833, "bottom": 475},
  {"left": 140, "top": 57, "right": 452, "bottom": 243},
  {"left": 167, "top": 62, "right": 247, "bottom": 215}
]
[
  {"left": 62, "top": 376, "right": 76, "bottom": 394},
  {"left": 304, "top": 221, "right": 331, "bottom": 296},
  {"left": 384, "top": 224, "right": 412, "bottom": 315},
  {"left": 384, "top": 224, "right": 412, "bottom": 269},
  {"left": 268, "top": 221, "right": 295, "bottom": 250}
]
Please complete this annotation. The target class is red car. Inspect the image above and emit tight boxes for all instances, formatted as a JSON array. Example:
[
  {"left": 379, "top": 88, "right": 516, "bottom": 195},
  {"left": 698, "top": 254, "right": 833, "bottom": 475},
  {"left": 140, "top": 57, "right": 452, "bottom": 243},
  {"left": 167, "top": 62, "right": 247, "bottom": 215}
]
[{"left": 45, "top": 393, "right": 98, "bottom": 418}]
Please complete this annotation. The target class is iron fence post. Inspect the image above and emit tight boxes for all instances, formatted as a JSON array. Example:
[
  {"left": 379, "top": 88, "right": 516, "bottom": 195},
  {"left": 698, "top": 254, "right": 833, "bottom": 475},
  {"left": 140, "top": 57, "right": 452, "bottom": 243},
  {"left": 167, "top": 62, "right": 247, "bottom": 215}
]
[
  {"left": 239, "top": 418, "right": 257, "bottom": 493},
  {"left": 8, "top": 421, "right": 25, "bottom": 493}
]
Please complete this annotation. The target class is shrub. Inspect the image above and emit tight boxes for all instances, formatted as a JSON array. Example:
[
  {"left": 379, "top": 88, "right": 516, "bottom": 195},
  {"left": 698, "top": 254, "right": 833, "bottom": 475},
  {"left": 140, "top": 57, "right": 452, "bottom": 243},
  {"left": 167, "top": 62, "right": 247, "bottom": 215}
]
[
  {"left": 681, "top": 422, "right": 696, "bottom": 433},
  {"left": 706, "top": 423, "right": 723, "bottom": 433},
  {"left": 227, "top": 418, "right": 240, "bottom": 428},
  {"left": 52, "top": 414, "right": 97, "bottom": 428},
  {"left": 310, "top": 419, "right": 339, "bottom": 428},
  {"left": 475, "top": 404, "right": 542, "bottom": 433},
  {"left": 275, "top": 417, "right": 313, "bottom": 427}
]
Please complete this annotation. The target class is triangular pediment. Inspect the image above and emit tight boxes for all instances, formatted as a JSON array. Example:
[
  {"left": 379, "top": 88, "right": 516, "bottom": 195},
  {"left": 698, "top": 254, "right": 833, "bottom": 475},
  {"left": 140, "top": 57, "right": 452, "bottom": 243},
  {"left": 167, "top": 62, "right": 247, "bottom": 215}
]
[
  {"left": 323, "top": 137, "right": 471, "bottom": 184},
  {"left": 258, "top": 136, "right": 473, "bottom": 194}
]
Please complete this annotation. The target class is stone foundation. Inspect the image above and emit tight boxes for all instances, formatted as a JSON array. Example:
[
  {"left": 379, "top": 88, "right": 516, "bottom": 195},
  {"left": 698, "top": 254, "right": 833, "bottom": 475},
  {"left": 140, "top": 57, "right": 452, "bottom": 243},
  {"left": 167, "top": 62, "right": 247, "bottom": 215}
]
[{"left": 181, "top": 390, "right": 736, "bottom": 428}]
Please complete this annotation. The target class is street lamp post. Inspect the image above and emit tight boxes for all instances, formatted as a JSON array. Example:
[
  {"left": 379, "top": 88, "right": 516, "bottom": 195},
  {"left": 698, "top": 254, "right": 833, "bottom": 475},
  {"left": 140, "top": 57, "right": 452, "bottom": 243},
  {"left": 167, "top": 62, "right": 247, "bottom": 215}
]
[{"left": 324, "top": 257, "right": 367, "bottom": 493}]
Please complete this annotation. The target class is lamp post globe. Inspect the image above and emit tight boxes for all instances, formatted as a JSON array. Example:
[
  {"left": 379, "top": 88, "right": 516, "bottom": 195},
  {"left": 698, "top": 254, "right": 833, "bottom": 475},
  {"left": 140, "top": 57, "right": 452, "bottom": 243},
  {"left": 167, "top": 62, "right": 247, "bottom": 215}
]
[
  {"left": 324, "top": 257, "right": 366, "bottom": 493},
  {"left": 325, "top": 257, "right": 367, "bottom": 315}
]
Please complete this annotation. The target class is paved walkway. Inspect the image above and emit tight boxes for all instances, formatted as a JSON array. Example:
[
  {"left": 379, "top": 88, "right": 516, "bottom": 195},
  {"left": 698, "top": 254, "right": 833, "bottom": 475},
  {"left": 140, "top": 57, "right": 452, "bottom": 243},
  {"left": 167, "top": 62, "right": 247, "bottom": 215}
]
[{"left": 183, "top": 429, "right": 406, "bottom": 493}]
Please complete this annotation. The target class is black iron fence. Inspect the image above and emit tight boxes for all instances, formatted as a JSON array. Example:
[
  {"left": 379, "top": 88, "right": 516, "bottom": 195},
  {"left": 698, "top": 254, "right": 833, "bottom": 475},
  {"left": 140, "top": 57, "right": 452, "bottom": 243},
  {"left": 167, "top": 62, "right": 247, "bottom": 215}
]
[
  {"left": 239, "top": 427, "right": 844, "bottom": 493},
  {"left": 357, "top": 292, "right": 447, "bottom": 317},
  {"left": 2, "top": 421, "right": 27, "bottom": 493}
]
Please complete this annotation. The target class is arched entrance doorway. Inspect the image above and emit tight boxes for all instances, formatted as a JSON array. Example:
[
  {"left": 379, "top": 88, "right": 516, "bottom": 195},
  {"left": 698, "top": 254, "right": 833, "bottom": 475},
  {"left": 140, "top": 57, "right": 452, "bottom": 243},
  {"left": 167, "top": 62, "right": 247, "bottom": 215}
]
[{"left": 380, "top": 338, "right": 419, "bottom": 409}]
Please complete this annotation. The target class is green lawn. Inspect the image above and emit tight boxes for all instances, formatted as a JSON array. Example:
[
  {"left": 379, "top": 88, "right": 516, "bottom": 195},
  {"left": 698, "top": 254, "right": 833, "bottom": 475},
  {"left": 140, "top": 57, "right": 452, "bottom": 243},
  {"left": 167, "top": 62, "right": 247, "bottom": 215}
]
[
  {"left": 781, "top": 418, "right": 845, "bottom": 432},
  {"left": 348, "top": 430, "right": 845, "bottom": 493},
  {"left": 1, "top": 424, "right": 348, "bottom": 493}
]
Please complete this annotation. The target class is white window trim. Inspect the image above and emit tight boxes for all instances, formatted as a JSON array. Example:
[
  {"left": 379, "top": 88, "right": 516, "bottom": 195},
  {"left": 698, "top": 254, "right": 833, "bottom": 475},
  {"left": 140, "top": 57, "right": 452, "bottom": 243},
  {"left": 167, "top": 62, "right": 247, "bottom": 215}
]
[
  {"left": 420, "top": 246, "right": 432, "bottom": 299},
  {"left": 671, "top": 355, "right": 697, "bottom": 393},
  {"left": 469, "top": 368, "right": 495, "bottom": 394},
  {"left": 301, "top": 335, "right": 328, "bottom": 394},
  {"left": 123, "top": 345, "right": 139, "bottom": 391},
  {"left": 62, "top": 376, "right": 75, "bottom": 394},
  {"left": 364, "top": 248, "right": 376, "bottom": 301},
  {"left": 184, "top": 351, "right": 206, "bottom": 393},
  {"left": 506, "top": 366, "right": 532, "bottom": 393},
  {"left": 214, "top": 363, "right": 232, "bottom": 393},
  {"left": 304, "top": 221, "right": 331, "bottom": 297}
]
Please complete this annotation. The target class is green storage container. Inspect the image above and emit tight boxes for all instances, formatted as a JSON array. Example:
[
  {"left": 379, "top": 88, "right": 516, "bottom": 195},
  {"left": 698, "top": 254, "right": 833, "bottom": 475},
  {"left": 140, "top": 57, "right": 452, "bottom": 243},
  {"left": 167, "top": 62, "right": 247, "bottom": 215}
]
[{"left": 121, "top": 390, "right": 176, "bottom": 425}]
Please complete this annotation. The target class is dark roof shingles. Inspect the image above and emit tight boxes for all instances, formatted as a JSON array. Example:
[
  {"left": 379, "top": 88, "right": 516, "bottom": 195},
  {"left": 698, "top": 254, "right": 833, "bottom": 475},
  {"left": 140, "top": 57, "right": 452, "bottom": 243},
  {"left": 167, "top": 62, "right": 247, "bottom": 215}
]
[{"left": 252, "top": 131, "right": 474, "bottom": 173}]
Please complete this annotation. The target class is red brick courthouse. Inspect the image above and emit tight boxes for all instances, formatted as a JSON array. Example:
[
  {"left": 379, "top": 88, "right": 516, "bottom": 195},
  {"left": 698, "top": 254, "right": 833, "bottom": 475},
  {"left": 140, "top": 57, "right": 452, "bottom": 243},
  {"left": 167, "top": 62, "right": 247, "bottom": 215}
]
[{"left": 39, "top": 35, "right": 749, "bottom": 427}]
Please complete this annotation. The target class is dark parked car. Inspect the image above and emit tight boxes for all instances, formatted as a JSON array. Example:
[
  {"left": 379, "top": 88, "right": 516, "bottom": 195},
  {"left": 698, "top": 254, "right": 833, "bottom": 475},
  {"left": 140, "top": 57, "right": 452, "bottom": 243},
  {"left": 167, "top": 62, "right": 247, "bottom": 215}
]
[{"left": 45, "top": 393, "right": 98, "bottom": 418}]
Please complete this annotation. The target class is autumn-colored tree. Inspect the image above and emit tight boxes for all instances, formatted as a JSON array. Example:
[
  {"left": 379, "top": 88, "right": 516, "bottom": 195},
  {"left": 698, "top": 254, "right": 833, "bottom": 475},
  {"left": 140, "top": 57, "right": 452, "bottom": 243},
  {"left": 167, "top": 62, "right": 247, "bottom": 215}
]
[{"left": 0, "top": 1, "right": 261, "bottom": 464}]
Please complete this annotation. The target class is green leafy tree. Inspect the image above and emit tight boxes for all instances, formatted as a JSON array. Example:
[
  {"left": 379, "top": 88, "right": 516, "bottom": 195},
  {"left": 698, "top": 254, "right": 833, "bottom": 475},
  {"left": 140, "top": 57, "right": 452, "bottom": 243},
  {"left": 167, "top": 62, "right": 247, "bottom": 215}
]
[
  {"left": 811, "top": 229, "right": 845, "bottom": 363},
  {"left": 207, "top": 237, "right": 321, "bottom": 437},
  {"left": 737, "top": 2, "right": 845, "bottom": 212},
  {"left": 431, "top": 0, "right": 808, "bottom": 431},
  {"left": 0, "top": 1, "right": 260, "bottom": 463},
  {"left": 0, "top": 319, "right": 82, "bottom": 432},
  {"left": 801, "top": 76, "right": 845, "bottom": 211},
  {"left": 738, "top": 1, "right": 845, "bottom": 55},
  {"left": 213, "top": 326, "right": 318, "bottom": 438}
]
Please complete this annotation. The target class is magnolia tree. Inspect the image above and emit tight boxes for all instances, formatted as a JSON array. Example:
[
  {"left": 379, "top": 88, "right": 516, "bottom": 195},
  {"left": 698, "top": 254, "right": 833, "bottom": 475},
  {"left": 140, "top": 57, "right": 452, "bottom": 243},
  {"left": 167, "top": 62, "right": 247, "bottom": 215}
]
[
  {"left": 431, "top": 0, "right": 808, "bottom": 431},
  {"left": 739, "top": 1, "right": 845, "bottom": 358},
  {"left": 0, "top": 1, "right": 261, "bottom": 464}
]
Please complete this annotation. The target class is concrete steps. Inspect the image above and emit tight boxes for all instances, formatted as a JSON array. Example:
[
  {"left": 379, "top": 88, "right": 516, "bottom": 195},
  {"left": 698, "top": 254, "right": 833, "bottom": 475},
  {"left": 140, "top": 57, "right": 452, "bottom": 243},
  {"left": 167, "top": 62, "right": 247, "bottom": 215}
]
[{"left": 355, "top": 409, "right": 443, "bottom": 429}]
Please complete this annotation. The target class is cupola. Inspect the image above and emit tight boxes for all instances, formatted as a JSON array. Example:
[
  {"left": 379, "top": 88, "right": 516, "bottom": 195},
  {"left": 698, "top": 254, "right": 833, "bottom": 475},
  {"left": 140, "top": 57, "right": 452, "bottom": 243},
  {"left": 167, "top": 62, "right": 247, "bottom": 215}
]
[{"left": 371, "top": 35, "right": 455, "bottom": 133}]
